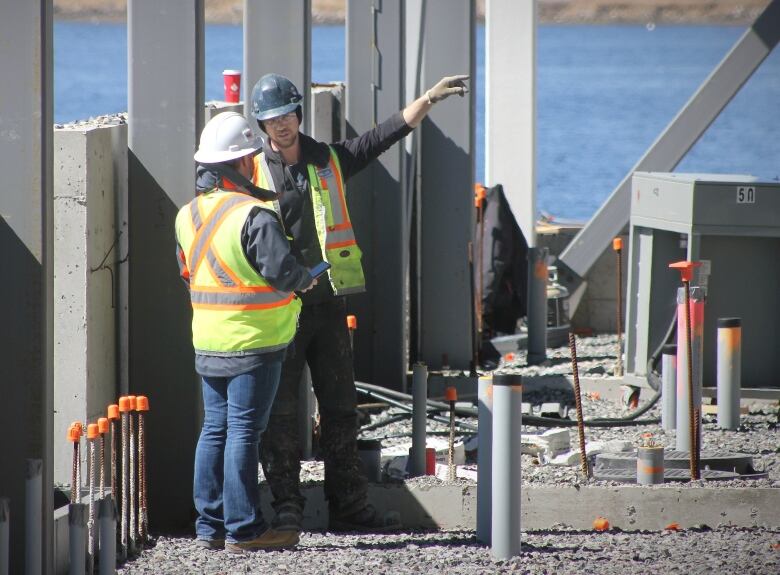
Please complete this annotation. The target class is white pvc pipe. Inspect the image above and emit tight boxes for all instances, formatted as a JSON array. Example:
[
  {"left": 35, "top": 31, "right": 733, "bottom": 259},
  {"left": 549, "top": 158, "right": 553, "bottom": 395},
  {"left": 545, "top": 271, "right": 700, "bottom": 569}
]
[
  {"left": 476, "top": 375, "right": 493, "bottom": 544},
  {"left": 25, "top": 459, "right": 42, "bottom": 575},
  {"left": 68, "top": 504, "right": 87, "bottom": 575}
]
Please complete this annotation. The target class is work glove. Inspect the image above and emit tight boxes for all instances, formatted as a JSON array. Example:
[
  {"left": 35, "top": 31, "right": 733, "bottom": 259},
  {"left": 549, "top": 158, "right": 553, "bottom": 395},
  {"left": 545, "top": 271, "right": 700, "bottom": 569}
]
[{"left": 426, "top": 75, "right": 469, "bottom": 104}]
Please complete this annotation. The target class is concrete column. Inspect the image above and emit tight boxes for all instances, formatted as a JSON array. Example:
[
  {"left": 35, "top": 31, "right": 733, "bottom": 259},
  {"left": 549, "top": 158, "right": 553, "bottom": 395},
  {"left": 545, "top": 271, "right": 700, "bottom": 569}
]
[
  {"left": 415, "top": 0, "right": 476, "bottom": 370},
  {"left": 0, "top": 2, "right": 54, "bottom": 573},
  {"left": 486, "top": 0, "right": 536, "bottom": 246},
  {"left": 243, "top": 0, "right": 311, "bottom": 132},
  {"left": 53, "top": 126, "right": 118, "bottom": 486},
  {"left": 127, "top": 0, "right": 205, "bottom": 530},
  {"left": 346, "top": 0, "right": 407, "bottom": 389}
]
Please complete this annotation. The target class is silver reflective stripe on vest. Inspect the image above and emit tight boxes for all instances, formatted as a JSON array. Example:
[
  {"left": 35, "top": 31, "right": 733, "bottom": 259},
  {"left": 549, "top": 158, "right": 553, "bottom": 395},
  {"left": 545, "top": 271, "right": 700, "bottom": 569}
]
[
  {"left": 190, "top": 288, "right": 290, "bottom": 307},
  {"left": 257, "top": 154, "right": 284, "bottom": 219},
  {"left": 324, "top": 227, "right": 356, "bottom": 247},
  {"left": 315, "top": 160, "right": 348, "bottom": 227},
  {"left": 193, "top": 341, "right": 291, "bottom": 357},
  {"left": 189, "top": 194, "right": 254, "bottom": 278},
  {"left": 205, "top": 248, "right": 237, "bottom": 287},
  {"left": 191, "top": 199, "right": 204, "bottom": 230}
]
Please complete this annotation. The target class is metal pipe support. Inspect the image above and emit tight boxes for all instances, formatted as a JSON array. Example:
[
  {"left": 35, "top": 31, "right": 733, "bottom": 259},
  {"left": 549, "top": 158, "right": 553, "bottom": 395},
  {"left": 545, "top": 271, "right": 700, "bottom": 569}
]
[
  {"left": 717, "top": 318, "right": 742, "bottom": 430},
  {"left": 98, "top": 497, "right": 117, "bottom": 575},
  {"left": 476, "top": 376, "right": 493, "bottom": 544},
  {"left": 410, "top": 363, "right": 428, "bottom": 477},
  {"left": 675, "top": 286, "right": 705, "bottom": 459},
  {"left": 526, "top": 247, "right": 548, "bottom": 365},
  {"left": 661, "top": 345, "right": 677, "bottom": 430},
  {"left": 68, "top": 504, "right": 87, "bottom": 575}
]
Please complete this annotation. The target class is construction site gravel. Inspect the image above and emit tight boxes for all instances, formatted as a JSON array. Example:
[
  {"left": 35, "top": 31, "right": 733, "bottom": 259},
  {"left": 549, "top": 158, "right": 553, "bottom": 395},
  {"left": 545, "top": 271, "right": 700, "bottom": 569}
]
[{"left": 118, "top": 335, "right": 780, "bottom": 574}]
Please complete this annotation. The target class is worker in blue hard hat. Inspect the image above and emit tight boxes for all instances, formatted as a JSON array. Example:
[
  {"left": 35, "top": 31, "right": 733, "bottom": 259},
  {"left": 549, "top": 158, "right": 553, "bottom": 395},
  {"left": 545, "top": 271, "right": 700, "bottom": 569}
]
[{"left": 248, "top": 72, "right": 469, "bottom": 534}]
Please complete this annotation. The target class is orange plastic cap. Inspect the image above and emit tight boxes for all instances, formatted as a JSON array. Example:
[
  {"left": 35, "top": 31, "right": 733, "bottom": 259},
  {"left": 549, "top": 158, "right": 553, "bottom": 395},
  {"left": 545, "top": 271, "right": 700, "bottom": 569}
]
[
  {"left": 128, "top": 395, "right": 137, "bottom": 410},
  {"left": 346, "top": 315, "right": 357, "bottom": 330},
  {"left": 665, "top": 522, "right": 680, "bottom": 531},
  {"left": 98, "top": 417, "right": 109, "bottom": 434},
  {"left": 118, "top": 397, "right": 131, "bottom": 413},
  {"left": 612, "top": 237, "right": 623, "bottom": 251},
  {"left": 87, "top": 423, "right": 99, "bottom": 440},
  {"left": 593, "top": 517, "right": 610, "bottom": 532},
  {"left": 67, "top": 425, "right": 80, "bottom": 443},
  {"left": 71, "top": 421, "right": 83, "bottom": 435},
  {"left": 136, "top": 395, "right": 149, "bottom": 412},
  {"left": 107, "top": 404, "right": 120, "bottom": 420},
  {"left": 445, "top": 386, "right": 458, "bottom": 402},
  {"left": 668, "top": 260, "right": 701, "bottom": 282},
  {"left": 504, "top": 352, "right": 515, "bottom": 363}
]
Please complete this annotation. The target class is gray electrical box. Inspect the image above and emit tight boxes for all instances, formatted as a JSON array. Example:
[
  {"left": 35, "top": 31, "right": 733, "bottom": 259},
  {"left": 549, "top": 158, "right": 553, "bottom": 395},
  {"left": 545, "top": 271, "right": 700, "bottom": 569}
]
[{"left": 625, "top": 172, "right": 780, "bottom": 389}]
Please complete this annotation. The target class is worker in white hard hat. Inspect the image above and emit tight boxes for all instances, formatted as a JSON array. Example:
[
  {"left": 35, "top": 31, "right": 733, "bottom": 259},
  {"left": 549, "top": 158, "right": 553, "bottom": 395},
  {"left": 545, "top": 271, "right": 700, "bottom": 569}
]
[
  {"left": 174, "top": 111, "right": 317, "bottom": 554},
  {"left": 248, "top": 73, "right": 469, "bottom": 533}
]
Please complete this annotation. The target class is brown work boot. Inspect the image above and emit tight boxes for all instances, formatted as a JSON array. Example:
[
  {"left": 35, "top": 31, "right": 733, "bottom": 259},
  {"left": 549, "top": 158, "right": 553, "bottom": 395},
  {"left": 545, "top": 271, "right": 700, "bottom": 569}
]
[{"left": 224, "top": 529, "right": 299, "bottom": 554}]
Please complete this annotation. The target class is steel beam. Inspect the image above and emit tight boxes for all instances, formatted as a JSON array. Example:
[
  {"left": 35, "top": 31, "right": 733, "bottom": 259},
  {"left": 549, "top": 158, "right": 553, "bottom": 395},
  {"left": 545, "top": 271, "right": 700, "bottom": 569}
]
[
  {"left": 486, "top": 0, "right": 536, "bottom": 246},
  {"left": 346, "top": 0, "right": 407, "bottom": 390},
  {"left": 559, "top": 0, "right": 780, "bottom": 280},
  {"left": 414, "top": 0, "right": 476, "bottom": 370},
  {"left": 127, "top": 0, "right": 205, "bottom": 530},
  {"left": 243, "top": 0, "right": 311, "bottom": 131}
]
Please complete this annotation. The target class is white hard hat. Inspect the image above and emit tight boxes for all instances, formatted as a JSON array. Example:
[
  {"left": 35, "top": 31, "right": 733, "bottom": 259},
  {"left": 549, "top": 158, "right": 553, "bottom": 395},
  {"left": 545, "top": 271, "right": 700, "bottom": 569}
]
[{"left": 193, "top": 111, "right": 263, "bottom": 164}]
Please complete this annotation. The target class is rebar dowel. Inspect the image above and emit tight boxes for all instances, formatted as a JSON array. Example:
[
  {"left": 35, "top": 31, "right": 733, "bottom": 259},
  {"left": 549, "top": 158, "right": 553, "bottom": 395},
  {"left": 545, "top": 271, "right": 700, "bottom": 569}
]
[
  {"left": 71, "top": 442, "right": 79, "bottom": 504},
  {"left": 683, "top": 280, "right": 699, "bottom": 480},
  {"left": 119, "top": 399, "right": 129, "bottom": 559},
  {"left": 25, "top": 459, "right": 42, "bottom": 575},
  {"left": 68, "top": 504, "right": 87, "bottom": 575},
  {"left": 98, "top": 497, "right": 117, "bottom": 575},
  {"left": 137, "top": 407, "right": 148, "bottom": 543},
  {"left": 614, "top": 239, "right": 624, "bottom": 376},
  {"left": 110, "top": 420, "right": 117, "bottom": 500},
  {"left": 410, "top": 363, "right": 428, "bottom": 477},
  {"left": 446, "top": 387, "right": 458, "bottom": 481},
  {"left": 98, "top": 418, "right": 108, "bottom": 501},
  {"left": 88, "top": 435, "right": 97, "bottom": 575},
  {"left": 129, "top": 400, "right": 137, "bottom": 553},
  {"left": 694, "top": 407, "right": 701, "bottom": 477},
  {"left": 0, "top": 498, "right": 9, "bottom": 575},
  {"left": 568, "top": 333, "right": 589, "bottom": 479}
]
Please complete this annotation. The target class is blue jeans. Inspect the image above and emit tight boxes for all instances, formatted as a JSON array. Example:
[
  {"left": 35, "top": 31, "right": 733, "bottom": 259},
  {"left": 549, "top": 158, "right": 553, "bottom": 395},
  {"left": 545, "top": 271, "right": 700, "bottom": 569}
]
[{"left": 194, "top": 361, "right": 282, "bottom": 542}]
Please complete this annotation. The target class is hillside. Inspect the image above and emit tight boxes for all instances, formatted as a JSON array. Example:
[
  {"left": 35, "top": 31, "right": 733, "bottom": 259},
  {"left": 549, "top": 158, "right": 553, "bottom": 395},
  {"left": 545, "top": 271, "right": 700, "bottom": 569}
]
[{"left": 53, "top": 0, "right": 771, "bottom": 25}]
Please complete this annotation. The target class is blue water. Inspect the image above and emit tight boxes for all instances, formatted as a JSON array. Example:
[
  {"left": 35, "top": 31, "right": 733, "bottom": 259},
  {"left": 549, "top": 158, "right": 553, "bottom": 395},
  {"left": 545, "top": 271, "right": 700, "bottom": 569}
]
[{"left": 54, "top": 22, "right": 780, "bottom": 220}]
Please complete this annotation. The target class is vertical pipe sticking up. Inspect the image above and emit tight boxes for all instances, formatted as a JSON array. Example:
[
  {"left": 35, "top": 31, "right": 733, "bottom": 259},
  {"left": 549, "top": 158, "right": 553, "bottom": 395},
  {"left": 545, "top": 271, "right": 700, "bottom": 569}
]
[
  {"left": 717, "top": 318, "right": 742, "bottom": 431},
  {"left": 136, "top": 396, "right": 150, "bottom": 543},
  {"left": 68, "top": 504, "right": 87, "bottom": 575},
  {"left": 661, "top": 345, "right": 677, "bottom": 430},
  {"left": 128, "top": 395, "right": 137, "bottom": 553},
  {"left": 527, "top": 247, "right": 548, "bottom": 365},
  {"left": 636, "top": 441, "right": 664, "bottom": 485},
  {"left": 491, "top": 374, "right": 523, "bottom": 560},
  {"left": 613, "top": 237, "right": 624, "bottom": 376},
  {"left": 410, "top": 362, "right": 428, "bottom": 477},
  {"left": 98, "top": 418, "right": 108, "bottom": 500},
  {"left": 445, "top": 387, "right": 458, "bottom": 481},
  {"left": 568, "top": 333, "right": 589, "bottom": 479},
  {"left": 476, "top": 375, "right": 493, "bottom": 545},
  {"left": 0, "top": 498, "right": 9, "bottom": 575},
  {"left": 68, "top": 425, "right": 81, "bottom": 504},
  {"left": 98, "top": 497, "right": 117, "bottom": 575},
  {"left": 25, "top": 459, "right": 42, "bottom": 575},
  {"left": 118, "top": 396, "right": 130, "bottom": 559}
]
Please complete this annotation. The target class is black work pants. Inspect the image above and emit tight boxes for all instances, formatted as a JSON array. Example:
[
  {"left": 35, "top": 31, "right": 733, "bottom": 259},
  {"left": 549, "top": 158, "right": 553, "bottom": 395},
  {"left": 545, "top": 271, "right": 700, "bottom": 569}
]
[{"left": 259, "top": 297, "right": 367, "bottom": 516}]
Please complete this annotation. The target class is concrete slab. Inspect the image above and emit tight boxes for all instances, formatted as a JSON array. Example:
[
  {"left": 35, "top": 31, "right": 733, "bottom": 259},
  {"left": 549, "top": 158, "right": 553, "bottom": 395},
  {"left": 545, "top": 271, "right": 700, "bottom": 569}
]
[{"left": 259, "top": 483, "right": 780, "bottom": 531}]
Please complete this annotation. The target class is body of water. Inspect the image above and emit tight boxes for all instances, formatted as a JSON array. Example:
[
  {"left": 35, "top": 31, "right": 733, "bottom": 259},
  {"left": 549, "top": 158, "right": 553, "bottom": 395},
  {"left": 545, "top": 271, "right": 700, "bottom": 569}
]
[{"left": 55, "top": 22, "right": 779, "bottom": 220}]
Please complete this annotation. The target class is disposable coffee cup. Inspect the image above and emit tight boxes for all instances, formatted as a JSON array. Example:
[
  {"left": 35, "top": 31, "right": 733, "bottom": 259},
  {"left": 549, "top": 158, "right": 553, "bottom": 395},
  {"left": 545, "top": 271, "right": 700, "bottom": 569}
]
[{"left": 222, "top": 69, "right": 241, "bottom": 103}]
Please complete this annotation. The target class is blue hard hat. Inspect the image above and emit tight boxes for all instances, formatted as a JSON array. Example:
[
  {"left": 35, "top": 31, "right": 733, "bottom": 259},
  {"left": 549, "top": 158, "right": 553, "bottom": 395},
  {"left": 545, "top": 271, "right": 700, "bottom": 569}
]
[{"left": 250, "top": 73, "right": 302, "bottom": 121}]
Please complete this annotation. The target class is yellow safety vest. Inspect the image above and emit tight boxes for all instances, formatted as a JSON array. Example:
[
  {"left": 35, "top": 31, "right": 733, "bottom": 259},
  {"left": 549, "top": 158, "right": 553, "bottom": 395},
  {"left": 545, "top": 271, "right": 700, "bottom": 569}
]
[
  {"left": 175, "top": 190, "right": 302, "bottom": 355},
  {"left": 253, "top": 147, "right": 366, "bottom": 295}
]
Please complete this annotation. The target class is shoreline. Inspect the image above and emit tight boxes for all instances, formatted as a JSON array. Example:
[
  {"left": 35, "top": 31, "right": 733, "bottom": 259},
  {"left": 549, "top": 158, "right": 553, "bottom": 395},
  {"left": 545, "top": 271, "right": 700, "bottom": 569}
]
[{"left": 53, "top": 0, "right": 770, "bottom": 26}]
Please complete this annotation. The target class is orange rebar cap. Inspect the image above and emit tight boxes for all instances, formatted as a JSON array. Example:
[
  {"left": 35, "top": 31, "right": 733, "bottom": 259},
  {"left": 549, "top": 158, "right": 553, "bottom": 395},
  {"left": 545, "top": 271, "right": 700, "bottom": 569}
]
[
  {"left": 128, "top": 395, "right": 137, "bottom": 410},
  {"left": 612, "top": 237, "right": 623, "bottom": 251},
  {"left": 87, "top": 423, "right": 99, "bottom": 440},
  {"left": 445, "top": 386, "right": 458, "bottom": 402},
  {"left": 474, "top": 183, "right": 487, "bottom": 207},
  {"left": 136, "top": 395, "right": 149, "bottom": 412},
  {"left": 346, "top": 315, "right": 357, "bottom": 330},
  {"left": 593, "top": 517, "right": 610, "bottom": 532},
  {"left": 107, "top": 404, "right": 120, "bottom": 420},
  {"left": 71, "top": 421, "right": 83, "bottom": 435},
  {"left": 118, "top": 396, "right": 132, "bottom": 413},
  {"left": 98, "top": 417, "right": 109, "bottom": 434},
  {"left": 67, "top": 425, "right": 80, "bottom": 443},
  {"left": 669, "top": 260, "right": 701, "bottom": 283}
]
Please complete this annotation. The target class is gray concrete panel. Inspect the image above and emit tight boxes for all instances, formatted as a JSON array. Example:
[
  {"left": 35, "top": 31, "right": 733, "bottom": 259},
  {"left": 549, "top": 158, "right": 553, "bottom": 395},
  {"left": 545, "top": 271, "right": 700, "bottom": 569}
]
[
  {"left": 486, "top": 0, "right": 536, "bottom": 246},
  {"left": 417, "top": 0, "right": 476, "bottom": 370},
  {"left": 346, "top": 0, "right": 407, "bottom": 390},
  {"left": 559, "top": 0, "right": 780, "bottom": 280},
  {"left": 53, "top": 126, "right": 117, "bottom": 486},
  {"left": 0, "top": 2, "right": 54, "bottom": 572},
  {"left": 243, "top": 0, "right": 311, "bottom": 132},
  {"left": 127, "top": 0, "right": 205, "bottom": 530}
]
